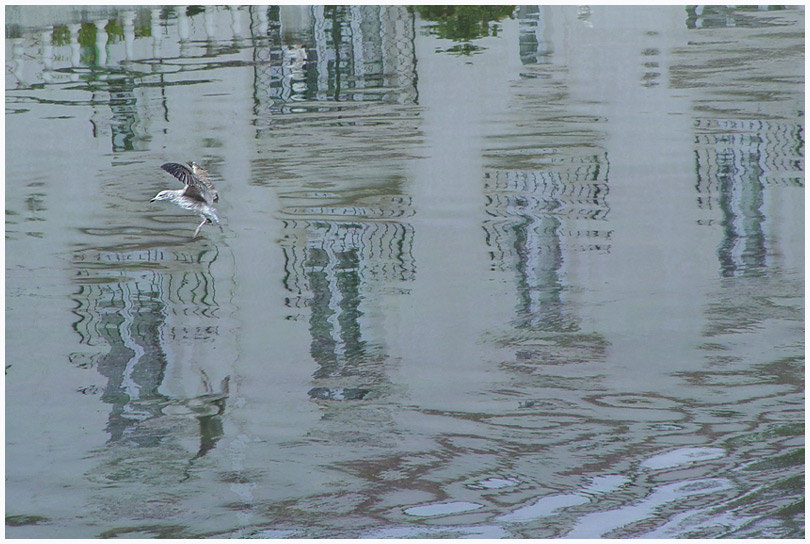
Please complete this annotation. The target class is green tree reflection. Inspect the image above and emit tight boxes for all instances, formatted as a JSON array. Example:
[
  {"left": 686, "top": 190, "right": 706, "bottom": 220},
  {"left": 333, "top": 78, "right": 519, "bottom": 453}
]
[{"left": 415, "top": 5, "right": 514, "bottom": 50}]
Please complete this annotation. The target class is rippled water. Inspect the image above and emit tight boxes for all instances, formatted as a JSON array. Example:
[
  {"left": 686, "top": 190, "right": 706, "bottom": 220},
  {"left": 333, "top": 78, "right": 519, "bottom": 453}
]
[{"left": 5, "top": 5, "right": 804, "bottom": 539}]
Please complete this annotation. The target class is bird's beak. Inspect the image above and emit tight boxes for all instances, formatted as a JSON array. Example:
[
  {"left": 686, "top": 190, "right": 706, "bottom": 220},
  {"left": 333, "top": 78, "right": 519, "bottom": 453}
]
[{"left": 150, "top": 198, "right": 156, "bottom": 202}]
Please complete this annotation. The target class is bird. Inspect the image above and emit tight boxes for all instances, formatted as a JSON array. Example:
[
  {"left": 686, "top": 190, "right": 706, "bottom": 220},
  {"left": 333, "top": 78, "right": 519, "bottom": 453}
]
[{"left": 150, "top": 161, "right": 223, "bottom": 238}]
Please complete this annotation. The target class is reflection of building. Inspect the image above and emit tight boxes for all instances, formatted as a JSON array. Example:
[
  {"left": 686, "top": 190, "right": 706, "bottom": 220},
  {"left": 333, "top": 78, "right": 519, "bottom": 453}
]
[
  {"left": 483, "top": 8, "right": 611, "bottom": 334},
  {"left": 479, "top": 7, "right": 612, "bottom": 371},
  {"left": 682, "top": 5, "right": 805, "bottom": 278},
  {"left": 251, "top": 5, "right": 417, "bottom": 117},
  {"left": 685, "top": 5, "right": 792, "bottom": 29},
  {"left": 516, "top": 5, "right": 551, "bottom": 65},
  {"left": 72, "top": 273, "right": 168, "bottom": 443},
  {"left": 484, "top": 161, "right": 609, "bottom": 331},
  {"left": 245, "top": 6, "right": 421, "bottom": 402},
  {"left": 279, "top": 195, "right": 415, "bottom": 399},
  {"left": 71, "top": 243, "right": 232, "bottom": 459},
  {"left": 7, "top": 6, "right": 418, "bottom": 147},
  {"left": 694, "top": 118, "right": 804, "bottom": 277}
]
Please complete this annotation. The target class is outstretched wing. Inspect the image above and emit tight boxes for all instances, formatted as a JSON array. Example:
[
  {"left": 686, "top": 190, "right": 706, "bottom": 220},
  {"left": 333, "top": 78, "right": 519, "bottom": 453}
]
[
  {"left": 160, "top": 162, "right": 216, "bottom": 205},
  {"left": 161, "top": 162, "right": 194, "bottom": 185},
  {"left": 189, "top": 162, "right": 219, "bottom": 202}
]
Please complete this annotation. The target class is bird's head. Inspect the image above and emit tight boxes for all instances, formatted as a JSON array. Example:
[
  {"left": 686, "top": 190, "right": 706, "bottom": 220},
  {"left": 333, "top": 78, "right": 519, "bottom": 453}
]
[{"left": 150, "top": 190, "right": 174, "bottom": 202}]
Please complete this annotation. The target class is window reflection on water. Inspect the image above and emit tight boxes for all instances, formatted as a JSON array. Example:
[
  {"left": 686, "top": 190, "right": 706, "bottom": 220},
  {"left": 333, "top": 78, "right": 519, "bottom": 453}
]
[{"left": 5, "top": 4, "right": 804, "bottom": 539}]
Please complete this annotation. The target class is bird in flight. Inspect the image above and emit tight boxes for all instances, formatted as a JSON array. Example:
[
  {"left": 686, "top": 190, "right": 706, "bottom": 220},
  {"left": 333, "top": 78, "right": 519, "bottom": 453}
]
[{"left": 150, "top": 161, "right": 223, "bottom": 238}]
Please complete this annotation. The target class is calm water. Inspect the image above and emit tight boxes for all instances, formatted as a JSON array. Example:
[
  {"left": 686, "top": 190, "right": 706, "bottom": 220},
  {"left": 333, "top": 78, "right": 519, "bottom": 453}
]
[{"left": 5, "top": 5, "right": 804, "bottom": 539}]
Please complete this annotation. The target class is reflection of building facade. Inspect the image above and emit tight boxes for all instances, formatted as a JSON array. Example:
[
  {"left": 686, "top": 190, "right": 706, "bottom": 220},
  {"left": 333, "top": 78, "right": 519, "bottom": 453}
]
[
  {"left": 483, "top": 7, "right": 611, "bottom": 333},
  {"left": 685, "top": 5, "right": 793, "bottom": 29},
  {"left": 484, "top": 162, "right": 609, "bottom": 332},
  {"left": 480, "top": 7, "right": 611, "bottom": 368},
  {"left": 279, "top": 197, "right": 415, "bottom": 400},
  {"left": 694, "top": 118, "right": 804, "bottom": 277},
  {"left": 7, "top": 6, "right": 417, "bottom": 146},
  {"left": 680, "top": 7, "right": 805, "bottom": 278},
  {"left": 251, "top": 5, "right": 417, "bottom": 116},
  {"left": 71, "top": 243, "right": 232, "bottom": 462},
  {"left": 516, "top": 5, "right": 551, "bottom": 65}
]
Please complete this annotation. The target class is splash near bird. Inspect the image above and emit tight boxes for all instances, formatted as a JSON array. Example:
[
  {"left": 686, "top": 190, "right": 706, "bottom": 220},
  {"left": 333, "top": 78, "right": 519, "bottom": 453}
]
[{"left": 151, "top": 161, "right": 223, "bottom": 238}]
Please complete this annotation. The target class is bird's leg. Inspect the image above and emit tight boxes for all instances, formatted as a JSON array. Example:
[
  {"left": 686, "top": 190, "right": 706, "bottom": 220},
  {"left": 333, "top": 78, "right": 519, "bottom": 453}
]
[
  {"left": 208, "top": 213, "right": 224, "bottom": 232},
  {"left": 193, "top": 217, "right": 206, "bottom": 238}
]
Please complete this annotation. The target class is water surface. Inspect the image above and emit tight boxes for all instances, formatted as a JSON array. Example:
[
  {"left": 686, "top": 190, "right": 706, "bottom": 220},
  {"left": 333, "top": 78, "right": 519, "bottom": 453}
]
[{"left": 5, "top": 5, "right": 804, "bottom": 538}]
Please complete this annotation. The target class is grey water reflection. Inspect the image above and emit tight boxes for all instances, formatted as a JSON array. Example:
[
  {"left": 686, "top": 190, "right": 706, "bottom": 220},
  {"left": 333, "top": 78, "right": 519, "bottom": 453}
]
[{"left": 5, "top": 4, "right": 804, "bottom": 539}]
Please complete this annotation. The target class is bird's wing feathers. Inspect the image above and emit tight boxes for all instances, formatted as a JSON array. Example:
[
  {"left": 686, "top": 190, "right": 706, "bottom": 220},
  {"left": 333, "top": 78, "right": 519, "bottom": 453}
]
[
  {"left": 161, "top": 162, "right": 194, "bottom": 185},
  {"left": 160, "top": 162, "right": 217, "bottom": 205},
  {"left": 190, "top": 163, "right": 219, "bottom": 202}
]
